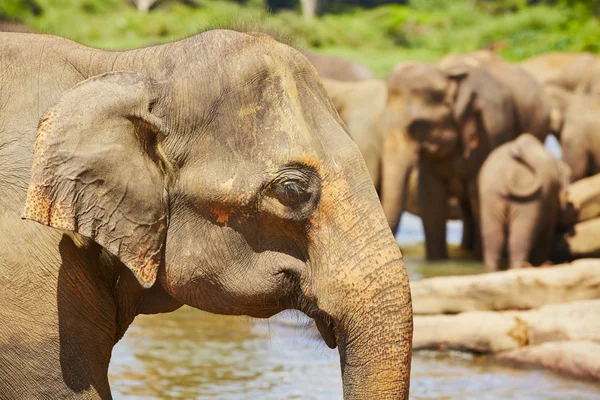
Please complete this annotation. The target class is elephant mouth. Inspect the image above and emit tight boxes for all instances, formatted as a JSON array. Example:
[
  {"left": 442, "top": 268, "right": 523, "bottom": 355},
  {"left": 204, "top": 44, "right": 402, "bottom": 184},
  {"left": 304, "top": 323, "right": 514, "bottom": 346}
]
[{"left": 311, "top": 310, "right": 337, "bottom": 349}]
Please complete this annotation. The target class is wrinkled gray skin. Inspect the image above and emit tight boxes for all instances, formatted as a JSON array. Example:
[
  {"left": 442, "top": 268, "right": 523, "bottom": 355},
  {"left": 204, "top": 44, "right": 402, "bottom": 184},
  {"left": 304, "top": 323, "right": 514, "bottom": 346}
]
[
  {"left": 0, "top": 31, "right": 412, "bottom": 399},
  {"left": 304, "top": 51, "right": 376, "bottom": 81},
  {"left": 545, "top": 84, "right": 600, "bottom": 182},
  {"left": 382, "top": 62, "right": 519, "bottom": 260},
  {"left": 479, "top": 134, "right": 569, "bottom": 271}
]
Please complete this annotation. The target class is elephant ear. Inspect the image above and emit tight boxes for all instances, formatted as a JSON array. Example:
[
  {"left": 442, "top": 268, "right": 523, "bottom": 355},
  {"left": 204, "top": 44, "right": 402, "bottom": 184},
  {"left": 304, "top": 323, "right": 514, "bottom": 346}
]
[
  {"left": 446, "top": 67, "right": 483, "bottom": 156},
  {"left": 507, "top": 136, "right": 542, "bottom": 199},
  {"left": 22, "top": 71, "right": 170, "bottom": 288}
]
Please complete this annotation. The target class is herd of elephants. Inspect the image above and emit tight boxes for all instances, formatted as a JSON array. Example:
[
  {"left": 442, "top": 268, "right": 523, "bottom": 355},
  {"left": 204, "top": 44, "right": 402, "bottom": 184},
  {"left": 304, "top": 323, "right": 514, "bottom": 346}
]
[
  {"left": 307, "top": 49, "right": 600, "bottom": 271},
  {"left": 0, "top": 25, "right": 599, "bottom": 399}
]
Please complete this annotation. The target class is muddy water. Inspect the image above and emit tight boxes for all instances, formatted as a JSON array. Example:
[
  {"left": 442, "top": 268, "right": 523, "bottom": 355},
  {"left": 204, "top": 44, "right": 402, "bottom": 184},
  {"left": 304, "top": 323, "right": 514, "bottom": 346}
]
[{"left": 109, "top": 257, "right": 600, "bottom": 399}]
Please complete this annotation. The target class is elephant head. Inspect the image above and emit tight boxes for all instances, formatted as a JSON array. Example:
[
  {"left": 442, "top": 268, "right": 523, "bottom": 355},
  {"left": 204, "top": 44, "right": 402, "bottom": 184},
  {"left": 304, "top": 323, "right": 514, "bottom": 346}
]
[
  {"left": 381, "top": 62, "right": 496, "bottom": 232},
  {"left": 22, "top": 31, "right": 412, "bottom": 399}
]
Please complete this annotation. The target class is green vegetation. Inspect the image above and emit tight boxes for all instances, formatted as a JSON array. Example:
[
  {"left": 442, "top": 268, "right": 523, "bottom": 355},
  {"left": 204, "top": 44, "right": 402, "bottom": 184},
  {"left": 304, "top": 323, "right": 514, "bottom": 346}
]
[{"left": 3, "top": 0, "right": 600, "bottom": 76}]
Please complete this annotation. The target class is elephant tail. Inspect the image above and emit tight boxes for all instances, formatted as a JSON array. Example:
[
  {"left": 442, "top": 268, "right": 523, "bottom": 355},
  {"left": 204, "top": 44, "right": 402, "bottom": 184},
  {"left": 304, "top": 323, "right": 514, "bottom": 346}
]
[{"left": 507, "top": 135, "right": 543, "bottom": 200}]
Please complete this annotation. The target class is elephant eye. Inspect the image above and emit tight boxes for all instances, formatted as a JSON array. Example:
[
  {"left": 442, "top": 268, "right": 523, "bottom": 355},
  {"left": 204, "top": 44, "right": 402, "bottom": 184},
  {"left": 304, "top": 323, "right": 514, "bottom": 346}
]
[
  {"left": 262, "top": 164, "right": 321, "bottom": 220},
  {"left": 276, "top": 181, "right": 311, "bottom": 208}
]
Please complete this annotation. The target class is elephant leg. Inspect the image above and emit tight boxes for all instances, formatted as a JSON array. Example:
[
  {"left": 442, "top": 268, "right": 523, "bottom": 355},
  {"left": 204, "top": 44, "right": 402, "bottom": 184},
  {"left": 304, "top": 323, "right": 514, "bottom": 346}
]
[
  {"left": 507, "top": 203, "right": 540, "bottom": 269},
  {"left": 529, "top": 201, "right": 559, "bottom": 266},
  {"left": 459, "top": 198, "right": 475, "bottom": 251},
  {"left": 468, "top": 182, "right": 482, "bottom": 260},
  {"left": 479, "top": 196, "right": 505, "bottom": 272},
  {"left": 419, "top": 163, "right": 449, "bottom": 260}
]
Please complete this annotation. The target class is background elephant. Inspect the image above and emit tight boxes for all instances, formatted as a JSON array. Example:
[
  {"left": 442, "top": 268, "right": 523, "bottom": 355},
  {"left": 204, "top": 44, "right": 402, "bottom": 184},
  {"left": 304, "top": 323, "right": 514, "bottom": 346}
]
[
  {"left": 439, "top": 50, "right": 551, "bottom": 141},
  {"left": 382, "top": 62, "right": 520, "bottom": 260},
  {"left": 518, "top": 52, "right": 595, "bottom": 86},
  {"left": 0, "top": 31, "right": 412, "bottom": 399},
  {"left": 479, "top": 134, "right": 569, "bottom": 271},
  {"left": 321, "top": 77, "right": 462, "bottom": 223},
  {"left": 545, "top": 84, "right": 600, "bottom": 182},
  {"left": 320, "top": 77, "right": 387, "bottom": 187},
  {"left": 304, "top": 51, "right": 376, "bottom": 81},
  {"left": 547, "top": 53, "right": 597, "bottom": 92}
]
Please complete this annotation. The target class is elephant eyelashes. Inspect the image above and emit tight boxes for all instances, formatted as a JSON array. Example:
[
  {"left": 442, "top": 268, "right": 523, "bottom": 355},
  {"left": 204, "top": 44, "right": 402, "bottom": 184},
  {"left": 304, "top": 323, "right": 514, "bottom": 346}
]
[
  {"left": 262, "top": 165, "right": 321, "bottom": 221},
  {"left": 277, "top": 181, "right": 311, "bottom": 208}
]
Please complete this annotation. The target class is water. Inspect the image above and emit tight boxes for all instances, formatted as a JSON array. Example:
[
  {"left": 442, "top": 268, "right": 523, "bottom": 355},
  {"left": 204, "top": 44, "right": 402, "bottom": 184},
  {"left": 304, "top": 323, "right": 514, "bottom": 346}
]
[
  {"left": 108, "top": 254, "right": 600, "bottom": 399},
  {"left": 109, "top": 136, "right": 599, "bottom": 399}
]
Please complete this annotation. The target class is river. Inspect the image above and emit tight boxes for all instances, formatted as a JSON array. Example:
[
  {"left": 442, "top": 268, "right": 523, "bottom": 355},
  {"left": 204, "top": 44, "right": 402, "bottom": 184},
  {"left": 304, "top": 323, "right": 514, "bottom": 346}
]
[{"left": 108, "top": 244, "right": 600, "bottom": 398}]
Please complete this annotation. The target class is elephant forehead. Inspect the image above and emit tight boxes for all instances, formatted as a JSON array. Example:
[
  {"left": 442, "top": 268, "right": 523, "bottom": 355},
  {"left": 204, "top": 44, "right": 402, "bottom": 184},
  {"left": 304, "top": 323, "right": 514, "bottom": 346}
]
[
  {"left": 390, "top": 63, "right": 447, "bottom": 91},
  {"left": 203, "top": 55, "right": 354, "bottom": 163}
]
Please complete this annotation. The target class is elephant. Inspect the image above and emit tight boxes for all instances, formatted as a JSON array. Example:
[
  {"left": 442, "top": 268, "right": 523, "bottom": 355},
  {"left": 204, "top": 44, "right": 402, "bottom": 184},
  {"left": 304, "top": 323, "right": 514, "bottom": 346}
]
[
  {"left": 564, "top": 56, "right": 600, "bottom": 96},
  {"left": 518, "top": 52, "right": 595, "bottom": 87},
  {"left": 382, "top": 61, "right": 522, "bottom": 260},
  {"left": 479, "top": 134, "right": 570, "bottom": 272},
  {"left": 0, "top": 31, "right": 412, "bottom": 399},
  {"left": 320, "top": 77, "right": 388, "bottom": 188},
  {"left": 545, "top": 84, "right": 600, "bottom": 182},
  {"left": 439, "top": 50, "right": 551, "bottom": 141},
  {"left": 304, "top": 51, "right": 376, "bottom": 81},
  {"left": 320, "top": 77, "right": 462, "bottom": 221}
]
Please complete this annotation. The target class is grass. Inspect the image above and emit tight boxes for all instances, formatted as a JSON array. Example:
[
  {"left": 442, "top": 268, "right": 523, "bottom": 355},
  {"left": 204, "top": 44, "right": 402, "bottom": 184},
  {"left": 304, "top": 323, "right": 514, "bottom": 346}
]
[{"left": 4, "top": 0, "right": 600, "bottom": 77}]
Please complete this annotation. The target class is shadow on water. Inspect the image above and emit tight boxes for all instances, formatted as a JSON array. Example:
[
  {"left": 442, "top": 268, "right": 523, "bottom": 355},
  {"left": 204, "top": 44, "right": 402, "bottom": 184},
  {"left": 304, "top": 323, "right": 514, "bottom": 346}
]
[
  {"left": 109, "top": 303, "right": 600, "bottom": 399},
  {"left": 109, "top": 214, "right": 600, "bottom": 399},
  {"left": 109, "top": 263, "right": 600, "bottom": 399}
]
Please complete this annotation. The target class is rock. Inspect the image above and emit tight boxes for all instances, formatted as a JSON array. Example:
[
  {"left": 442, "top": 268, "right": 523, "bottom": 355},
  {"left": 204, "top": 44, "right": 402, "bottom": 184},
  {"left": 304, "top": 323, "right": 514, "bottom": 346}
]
[
  {"left": 561, "top": 173, "right": 600, "bottom": 226},
  {"left": 413, "top": 311, "right": 526, "bottom": 353},
  {"left": 411, "top": 259, "right": 600, "bottom": 315},
  {"left": 413, "top": 299, "right": 600, "bottom": 353},
  {"left": 556, "top": 218, "right": 600, "bottom": 260},
  {"left": 495, "top": 341, "right": 600, "bottom": 381}
]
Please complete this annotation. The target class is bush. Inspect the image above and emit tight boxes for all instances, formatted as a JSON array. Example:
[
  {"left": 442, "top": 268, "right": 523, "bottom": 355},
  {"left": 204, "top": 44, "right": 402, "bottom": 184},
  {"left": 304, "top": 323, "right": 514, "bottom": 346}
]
[{"left": 9, "top": 0, "right": 600, "bottom": 76}]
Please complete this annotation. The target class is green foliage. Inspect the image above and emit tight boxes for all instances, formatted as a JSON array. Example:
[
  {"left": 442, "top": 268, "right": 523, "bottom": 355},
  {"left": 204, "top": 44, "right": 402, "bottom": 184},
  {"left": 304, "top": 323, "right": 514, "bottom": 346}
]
[
  {"left": 7, "top": 0, "right": 600, "bottom": 77},
  {"left": 561, "top": 0, "right": 600, "bottom": 16},
  {"left": 0, "top": 0, "right": 42, "bottom": 20}
]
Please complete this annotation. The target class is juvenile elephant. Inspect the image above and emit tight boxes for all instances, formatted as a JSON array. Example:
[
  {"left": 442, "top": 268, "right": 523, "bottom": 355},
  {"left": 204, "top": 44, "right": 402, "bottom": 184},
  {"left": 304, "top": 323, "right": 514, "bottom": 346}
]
[
  {"left": 304, "top": 51, "right": 376, "bottom": 81},
  {"left": 382, "top": 61, "right": 520, "bottom": 260},
  {"left": 545, "top": 84, "right": 600, "bottom": 182},
  {"left": 0, "top": 31, "right": 412, "bottom": 399},
  {"left": 479, "top": 134, "right": 569, "bottom": 271}
]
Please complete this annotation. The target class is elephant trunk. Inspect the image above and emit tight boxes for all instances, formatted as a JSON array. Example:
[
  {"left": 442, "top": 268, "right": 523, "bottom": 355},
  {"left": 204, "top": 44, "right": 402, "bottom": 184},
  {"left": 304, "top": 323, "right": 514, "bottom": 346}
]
[
  {"left": 381, "top": 131, "right": 419, "bottom": 233},
  {"left": 310, "top": 178, "right": 413, "bottom": 399},
  {"left": 338, "top": 257, "right": 412, "bottom": 399}
]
